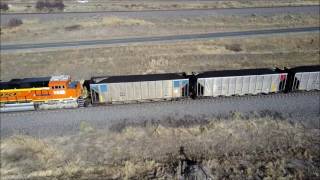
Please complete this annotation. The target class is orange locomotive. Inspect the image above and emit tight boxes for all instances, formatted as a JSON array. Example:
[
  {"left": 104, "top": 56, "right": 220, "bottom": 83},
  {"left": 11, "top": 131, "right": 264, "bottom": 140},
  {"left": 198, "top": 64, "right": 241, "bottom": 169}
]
[{"left": 0, "top": 75, "right": 83, "bottom": 109}]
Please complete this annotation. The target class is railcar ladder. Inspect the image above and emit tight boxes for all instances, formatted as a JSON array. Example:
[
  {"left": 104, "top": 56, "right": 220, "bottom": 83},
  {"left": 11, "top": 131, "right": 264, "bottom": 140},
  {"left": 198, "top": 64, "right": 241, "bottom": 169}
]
[{"left": 77, "top": 97, "right": 85, "bottom": 107}]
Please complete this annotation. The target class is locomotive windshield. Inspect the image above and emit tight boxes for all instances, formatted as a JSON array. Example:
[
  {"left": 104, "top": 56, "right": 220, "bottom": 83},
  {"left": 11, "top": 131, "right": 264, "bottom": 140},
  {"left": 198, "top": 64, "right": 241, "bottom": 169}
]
[{"left": 69, "top": 81, "right": 78, "bottom": 88}]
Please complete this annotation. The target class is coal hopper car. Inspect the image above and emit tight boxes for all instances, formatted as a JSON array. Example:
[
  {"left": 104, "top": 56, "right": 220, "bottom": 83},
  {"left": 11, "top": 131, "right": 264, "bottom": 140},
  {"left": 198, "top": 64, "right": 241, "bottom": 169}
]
[
  {"left": 89, "top": 73, "right": 189, "bottom": 104},
  {"left": 285, "top": 65, "right": 320, "bottom": 92},
  {"left": 195, "top": 68, "right": 288, "bottom": 97}
]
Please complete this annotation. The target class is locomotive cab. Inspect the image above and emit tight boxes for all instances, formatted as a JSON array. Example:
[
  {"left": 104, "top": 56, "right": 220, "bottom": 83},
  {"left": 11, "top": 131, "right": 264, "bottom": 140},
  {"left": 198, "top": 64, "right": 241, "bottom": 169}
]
[{"left": 48, "top": 75, "right": 82, "bottom": 98}]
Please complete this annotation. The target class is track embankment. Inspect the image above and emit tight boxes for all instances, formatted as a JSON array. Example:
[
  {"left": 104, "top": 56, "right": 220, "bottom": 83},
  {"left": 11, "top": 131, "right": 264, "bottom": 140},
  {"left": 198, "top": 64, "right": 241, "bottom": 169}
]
[{"left": 1, "top": 91, "right": 319, "bottom": 138}]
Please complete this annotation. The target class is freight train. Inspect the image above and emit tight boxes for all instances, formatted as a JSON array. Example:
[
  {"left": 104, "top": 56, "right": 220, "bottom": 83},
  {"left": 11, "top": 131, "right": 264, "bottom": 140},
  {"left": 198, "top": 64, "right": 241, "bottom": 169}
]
[{"left": 1, "top": 65, "right": 319, "bottom": 112}]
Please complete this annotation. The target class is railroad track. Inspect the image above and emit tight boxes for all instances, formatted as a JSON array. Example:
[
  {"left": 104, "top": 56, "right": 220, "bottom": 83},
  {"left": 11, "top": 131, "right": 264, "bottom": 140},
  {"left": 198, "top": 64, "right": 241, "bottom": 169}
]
[
  {"left": 1, "top": 5, "right": 318, "bottom": 15},
  {"left": 2, "top": 91, "right": 319, "bottom": 115},
  {"left": 1, "top": 91, "right": 319, "bottom": 138},
  {"left": 2, "top": 27, "right": 319, "bottom": 51},
  {"left": 2, "top": 91, "right": 319, "bottom": 116}
]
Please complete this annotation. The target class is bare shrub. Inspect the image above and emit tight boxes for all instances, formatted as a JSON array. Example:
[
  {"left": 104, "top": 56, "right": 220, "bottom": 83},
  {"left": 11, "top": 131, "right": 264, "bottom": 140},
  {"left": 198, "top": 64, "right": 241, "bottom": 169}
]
[
  {"left": 225, "top": 43, "right": 243, "bottom": 52},
  {"left": 7, "top": 18, "right": 23, "bottom": 28},
  {"left": 36, "top": 0, "right": 65, "bottom": 11},
  {"left": 0, "top": 2, "right": 9, "bottom": 11},
  {"left": 35, "top": 1, "right": 45, "bottom": 10},
  {"left": 65, "top": 25, "right": 82, "bottom": 31}
]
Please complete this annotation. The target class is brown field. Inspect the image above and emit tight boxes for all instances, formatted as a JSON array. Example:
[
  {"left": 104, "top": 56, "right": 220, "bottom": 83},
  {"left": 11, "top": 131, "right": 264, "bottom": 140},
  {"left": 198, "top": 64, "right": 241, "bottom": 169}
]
[
  {"left": 1, "top": 115, "right": 319, "bottom": 179},
  {"left": 1, "top": 13, "right": 319, "bottom": 43},
  {"left": 1, "top": 33, "right": 319, "bottom": 81},
  {"left": 1, "top": 0, "right": 319, "bottom": 13}
]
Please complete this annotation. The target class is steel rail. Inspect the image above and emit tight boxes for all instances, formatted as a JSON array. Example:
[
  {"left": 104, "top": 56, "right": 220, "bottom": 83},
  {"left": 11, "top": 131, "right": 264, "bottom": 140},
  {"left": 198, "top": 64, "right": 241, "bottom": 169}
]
[{"left": 1, "top": 27, "right": 319, "bottom": 51}]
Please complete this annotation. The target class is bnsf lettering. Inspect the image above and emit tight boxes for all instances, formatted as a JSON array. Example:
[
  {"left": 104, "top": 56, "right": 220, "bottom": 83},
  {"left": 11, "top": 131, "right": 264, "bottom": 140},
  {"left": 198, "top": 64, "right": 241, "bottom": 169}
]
[{"left": 0, "top": 92, "right": 17, "bottom": 97}]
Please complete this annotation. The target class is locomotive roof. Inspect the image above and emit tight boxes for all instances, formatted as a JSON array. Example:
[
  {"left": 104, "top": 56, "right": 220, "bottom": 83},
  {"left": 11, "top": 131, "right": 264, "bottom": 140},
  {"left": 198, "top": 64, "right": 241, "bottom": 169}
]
[
  {"left": 197, "top": 68, "right": 280, "bottom": 78},
  {"left": 0, "top": 77, "right": 51, "bottom": 90},
  {"left": 50, "top": 75, "right": 70, "bottom": 81},
  {"left": 289, "top": 65, "right": 320, "bottom": 73},
  {"left": 92, "top": 73, "right": 187, "bottom": 83}
]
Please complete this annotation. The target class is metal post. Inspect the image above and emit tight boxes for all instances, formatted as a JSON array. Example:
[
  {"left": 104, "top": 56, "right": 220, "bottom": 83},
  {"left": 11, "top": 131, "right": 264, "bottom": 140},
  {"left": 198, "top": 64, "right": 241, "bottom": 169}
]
[
  {"left": 161, "top": 80, "right": 164, "bottom": 98},
  {"left": 90, "top": 86, "right": 93, "bottom": 104},
  {"left": 109, "top": 84, "right": 112, "bottom": 103},
  {"left": 197, "top": 81, "right": 199, "bottom": 96},
  {"left": 154, "top": 81, "right": 157, "bottom": 99},
  {"left": 306, "top": 72, "right": 311, "bottom": 90},
  {"left": 283, "top": 74, "right": 287, "bottom": 92},
  {"left": 234, "top": 77, "right": 237, "bottom": 95},
  {"left": 233, "top": 77, "right": 236, "bottom": 95},
  {"left": 292, "top": 76, "right": 296, "bottom": 91},
  {"left": 149, "top": 81, "right": 151, "bottom": 99},
  {"left": 300, "top": 73, "right": 303, "bottom": 90},
  {"left": 140, "top": 82, "right": 142, "bottom": 100},
  {"left": 317, "top": 72, "right": 320, "bottom": 89},
  {"left": 227, "top": 78, "right": 230, "bottom": 96},
  {"left": 186, "top": 81, "right": 189, "bottom": 97},
  {"left": 220, "top": 78, "right": 223, "bottom": 95},
  {"left": 179, "top": 80, "right": 182, "bottom": 97},
  {"left": 203, "top": 79, "right": 206, "bottom": 96},
  {"left": 268, "top": 75, "right": 272, "bottom": 92},
  {"left": 241, "top": 76, "right": 244, "bottom": 95},
  {"left": 211, "top": 78, "right": 214, "bottom": 96},
  {"left": 261, "top": 75, "right": 265, "bottom": 93},
  {"left": 124, "top": 83, "right": 127, "bottom": 101},
  {"left": 254, "top": 75, "right": 257, "bottom": 94},
  {"left": 248, "top": 76, "right": 251, "bottom": 94},
  {"left": 133, "top": 82, "right": 135, "bottom": 101},
  {"left": 171, "top": 81, "right": 174, "bottom": 98}
]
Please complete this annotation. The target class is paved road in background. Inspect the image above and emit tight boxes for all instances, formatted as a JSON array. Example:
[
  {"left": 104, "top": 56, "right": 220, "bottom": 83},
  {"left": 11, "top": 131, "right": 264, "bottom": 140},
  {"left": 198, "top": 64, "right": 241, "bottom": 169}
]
[
  {"left": 1, "top": 5, "right": 319, "bottom": 24},
  {"left": 1, "top": 27, "right": 319, "bottom": 51},
  {"left": 1, "top": 92, "right": 319, "bottom": 138}
]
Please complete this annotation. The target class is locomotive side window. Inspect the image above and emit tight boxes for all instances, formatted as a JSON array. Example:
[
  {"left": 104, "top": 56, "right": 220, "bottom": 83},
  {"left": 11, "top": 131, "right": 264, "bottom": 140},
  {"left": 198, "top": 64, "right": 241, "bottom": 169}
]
[{"left": 52, "top": 85, "right": 65, "bottom": 89}]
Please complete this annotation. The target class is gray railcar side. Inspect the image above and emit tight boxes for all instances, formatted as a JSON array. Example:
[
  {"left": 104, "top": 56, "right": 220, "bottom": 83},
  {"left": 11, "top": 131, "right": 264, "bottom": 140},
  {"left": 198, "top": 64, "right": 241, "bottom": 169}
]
[
  {"left": 196, "top": 69, "right": 287, "bottom": 97},
  {"left": 287, "top": 65, "right": 320, "bottom": 92},
  {"left": 90, "top": 74, "right": 189, "bottom": 104},
  {"left": 292, "top": 71, "right": 320, "bottom": 91}
]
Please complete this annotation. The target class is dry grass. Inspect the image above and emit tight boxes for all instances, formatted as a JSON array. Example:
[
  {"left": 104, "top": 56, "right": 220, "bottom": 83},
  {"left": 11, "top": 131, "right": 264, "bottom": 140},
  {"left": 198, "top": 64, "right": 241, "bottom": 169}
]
[
  {"left": 1, "top": 0, "right": 319, "bottom": 13},
  {"left": 0, "top": 135, "right": 64, "bottom": 179},
  {"left": 77, "top": 16, "right": 154, "bottom": 28},
  {"left": 1, "top": 33, "right": 319, "bottom": 81},
  {"left": 102, "top": 16, "right": 154, "bottom": 26},
  {"left": 180, "top": 14, "right": 320, "bottom": 29},
  {"left": 1, "top": 115, "right": 319, "bottom": 179},
  {"left": 1, "top": 13, "right": 319, "bottom": 43}
]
